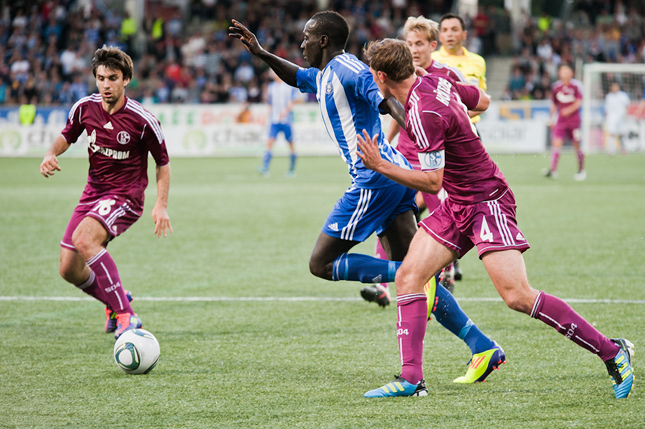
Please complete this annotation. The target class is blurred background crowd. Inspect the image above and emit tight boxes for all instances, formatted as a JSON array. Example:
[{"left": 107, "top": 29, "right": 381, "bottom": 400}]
[{"left": 1, "top": 0, "right": 644, "bottom": 107}]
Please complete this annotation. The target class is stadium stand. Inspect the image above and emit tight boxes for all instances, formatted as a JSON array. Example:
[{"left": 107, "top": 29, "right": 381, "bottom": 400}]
[
  {"left": 2, "top": 1, "right": 642, "bottom": 106},
  {"left": 504, "top": 1, "right": 645, "bottom": 100}
]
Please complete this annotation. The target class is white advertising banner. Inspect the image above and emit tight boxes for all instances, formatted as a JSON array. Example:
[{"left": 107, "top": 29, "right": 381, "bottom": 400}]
[
  {"left": 0, "top": 102, "right": 548, "bottom": 157},
  {"left": 477, "top": 120, "right": 547, "bottom": 153}
]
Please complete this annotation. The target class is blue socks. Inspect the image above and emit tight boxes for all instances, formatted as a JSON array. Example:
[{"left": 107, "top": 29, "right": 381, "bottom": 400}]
[
  {"left": 432, "top": 283, "right": 495, "bottom": 354},
  {"left": 262, "top": 150, "right": 272, "bottom": 172},
  {"left": 289, "top": 152, "right": 297, "bottom": 172},
  {"left": 332, "top": 253, "right": 400, "bottom": 283}
]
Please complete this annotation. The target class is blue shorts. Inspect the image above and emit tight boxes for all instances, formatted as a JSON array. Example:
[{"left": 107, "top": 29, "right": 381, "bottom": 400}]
[
  {"left": 323, "top": 184, "right": 417, "bottom": 242},
  {"left": 269, "top": 123, "right": 293, "bottom": 141}
]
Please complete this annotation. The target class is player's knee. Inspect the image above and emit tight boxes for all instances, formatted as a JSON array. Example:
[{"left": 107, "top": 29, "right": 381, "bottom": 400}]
[
  {"left": 501, "top": 291, "right": 532, "bottom": 314},
  {"left": 308, "top": 257, "right": 331, "bottom": 280},
  {"left": 394, "top": 267, "right": 415, "bottom": 294},
  {"left": 58, "top": 261, "right": 80, "bottom": 284},
  {"left": 71, "top": 232, "right": 93, "bottom": 258},
  {"left": 58, "top": 264, "right": 73, "bottom": 282}
]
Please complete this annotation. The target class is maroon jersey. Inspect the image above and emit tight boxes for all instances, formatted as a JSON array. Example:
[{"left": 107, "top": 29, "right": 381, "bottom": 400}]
[
  {"left": 551, "top": 78, "right": 583, "bottom": 127},
  {"left": 404, "top": 75, "right": 508, "bottom": 205},
  {"left": 61, "top": 94, "right": 169, "bottom": 208},
  {"left": 396, "top": 60, "right": 466, "bottom": 168}
]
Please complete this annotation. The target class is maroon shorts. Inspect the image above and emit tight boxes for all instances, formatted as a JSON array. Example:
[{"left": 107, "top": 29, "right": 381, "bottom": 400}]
[
  {"left": 418, "top": 188, "right": 530, "bottom": 259},
  {"left": 60, "top": 195, "right": 142, "bottom": 251},
  {"left": 552, "top": 122, "right": 581, "bottom": 143}
]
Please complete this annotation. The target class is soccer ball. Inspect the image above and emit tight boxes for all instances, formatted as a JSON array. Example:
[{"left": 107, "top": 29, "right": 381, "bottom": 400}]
[{"left": 113, "top": 329, "right": 160, "bottom": 374}]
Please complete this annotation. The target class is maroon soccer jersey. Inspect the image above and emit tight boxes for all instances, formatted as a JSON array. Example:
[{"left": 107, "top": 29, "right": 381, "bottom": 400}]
[
  {"left": 551, "top": 79, "right": 583, "bottom": 127},
  {"left": 61, "top": 94, "right": 169, "bottom": 207},
  {"left": 396, "top": 60, "right": 466, "bottom": 169},
  {"left": 404, "top": 75, "right": 508, "bottom": 205}
]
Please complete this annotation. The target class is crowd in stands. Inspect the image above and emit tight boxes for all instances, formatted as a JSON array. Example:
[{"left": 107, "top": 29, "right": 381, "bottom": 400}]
[
  {"left": 2, "top": 0, "right": 643, "bottom": 107},
  {"left": 0, "top": 0, "right": 503, "bottom": 107},
  {"left": 505, "top": 0, "right": 645, "bottom": 101}
]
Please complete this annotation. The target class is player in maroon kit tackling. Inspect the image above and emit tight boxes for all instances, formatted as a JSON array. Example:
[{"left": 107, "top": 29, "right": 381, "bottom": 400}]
[
  {"left": 544, "top": 64, "right": 586, "bottom": 181},
  {"left": 358, "top": 39, "right": 633, "bottom": 399},
  {"left": 40, "top": 46, "right": 172, "bottom": 339}
]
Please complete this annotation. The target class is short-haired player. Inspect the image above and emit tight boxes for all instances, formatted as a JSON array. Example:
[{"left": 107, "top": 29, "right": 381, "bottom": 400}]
[
  {"left": 358, "top": 38, "right": 633, "bottom": 399},
  {"left": 40, "top": 46, "right": 172, "bottom": 339},
  {"left": 231, "top": 13, "right": 505, "bottom": 387}
]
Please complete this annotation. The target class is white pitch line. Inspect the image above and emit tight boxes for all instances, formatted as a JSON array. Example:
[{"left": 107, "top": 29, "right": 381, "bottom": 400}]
[{"left": 0, "top": 296, "right": 644, "bottom": 304}]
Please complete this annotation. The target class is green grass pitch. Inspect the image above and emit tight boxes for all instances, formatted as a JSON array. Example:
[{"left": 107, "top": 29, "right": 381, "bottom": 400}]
[{"left": 1, "top": 153, "right": 644, "bottom": 427}]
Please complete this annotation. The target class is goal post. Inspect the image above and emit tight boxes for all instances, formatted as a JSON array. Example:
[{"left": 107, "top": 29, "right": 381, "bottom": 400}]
[{"left": 582, "top": 62, "right": 645, "bottom": 153}]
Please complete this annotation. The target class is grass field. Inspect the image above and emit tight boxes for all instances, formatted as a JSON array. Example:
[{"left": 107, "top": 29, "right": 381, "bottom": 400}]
[{"left": 1, "top": 153, "right": 644, "bottom": 428}]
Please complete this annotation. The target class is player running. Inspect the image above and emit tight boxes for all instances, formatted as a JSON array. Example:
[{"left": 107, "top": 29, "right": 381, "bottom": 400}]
[
  {"left": 40, "top": 46, "right": 172, "bottom": 339},
  {"left": 230, "top": 12, "right": 505, "bottom": 384},
  {"left": 544, "top": 64, "right": 586, "bottom": 180},
  {"left": 260, "top": 71, "right": 301, "bottom": 177},
  {"left": 366, "top": 15, "right": 468, "bottom": 300},
  {"left": 358, "top": 39, "right": 634, "bottom": 399}
]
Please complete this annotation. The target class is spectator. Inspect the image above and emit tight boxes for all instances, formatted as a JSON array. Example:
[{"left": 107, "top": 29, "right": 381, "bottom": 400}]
[
  {"left": 58, "top": 81, "right": 75, "bottom": 106},
  {"left": 234, "top": 60, "right": 254, "bottom": 83},
  {"left": 120, "top": 11, "right": 137, "bottom": 54},
  {"left": 229, "top": 79, "right": 248, "bottom": 103}
]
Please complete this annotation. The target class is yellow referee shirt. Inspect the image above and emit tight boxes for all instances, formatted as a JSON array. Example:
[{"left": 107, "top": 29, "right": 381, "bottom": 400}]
[{"left": 431, "top": 46, "right": 487, "bottom": 123}]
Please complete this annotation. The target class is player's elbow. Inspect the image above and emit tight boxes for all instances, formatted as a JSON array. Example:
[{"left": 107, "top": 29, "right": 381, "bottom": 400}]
[
  {"left": 418, "top": 172, "right": 443, "bottom": 194},
  {"left": 419, "top": 182, "right": 442, "bottom": 195},
  {"left": 475, "top": 90, "right": 491, "bottom": 112}
]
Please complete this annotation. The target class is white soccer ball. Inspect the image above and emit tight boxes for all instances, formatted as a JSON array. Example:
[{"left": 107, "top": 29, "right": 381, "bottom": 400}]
[{"left": 113, "top": 329, "right": 160, "bottom": 374}]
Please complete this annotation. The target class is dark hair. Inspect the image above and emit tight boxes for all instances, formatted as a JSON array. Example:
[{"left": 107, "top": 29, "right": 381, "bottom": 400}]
[
  {"left": 310, "top": 11, "right": 350, "bottom": 49},
  {"left": 364, "top": 39, "right": 415, "bottom": 82},
  {"left": 439, "top": 13, "right": 466, "bottom": 31},
  {"left": 91, "top": 45, "right": 134, "bottom": 81}
]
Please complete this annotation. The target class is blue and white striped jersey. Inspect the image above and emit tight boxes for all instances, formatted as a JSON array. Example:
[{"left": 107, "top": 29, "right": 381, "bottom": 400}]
[
  {"left": 295, "top": 53, "right": 411, "bottom": 188},
  {"left": 268, "top": 80, "right": 299, "bottom": 125}
]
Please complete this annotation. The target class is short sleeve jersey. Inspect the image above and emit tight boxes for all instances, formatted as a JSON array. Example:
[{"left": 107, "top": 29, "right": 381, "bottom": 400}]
[
  {"left": 295, "top": 53, "right": 411, "bottom": 189},
  {"left": 61, "top": 94, "right": 169, "bottom": 208},
  {"left": 405, "top": 75, "right": 508, "bottom": 205},
  {"left": 268, "top": 80, "right": 299, "bottom": 125},
  {"left": 396, "top": 60, "right": 467, "bottom": 169},
  {"left": 551, "top": 79, "right": 583, "bottom": 127}
]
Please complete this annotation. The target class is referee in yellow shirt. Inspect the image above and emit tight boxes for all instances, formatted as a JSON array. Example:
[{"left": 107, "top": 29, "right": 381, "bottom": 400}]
[{"left": 431, "top": 13, "right": 487, "bottom": 124}]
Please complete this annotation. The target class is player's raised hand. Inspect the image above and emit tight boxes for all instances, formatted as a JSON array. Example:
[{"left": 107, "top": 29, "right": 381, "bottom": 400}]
[
  {"left": 40, "top": 153, "right": 61, "bottom": 178},
  {"left": 152, "top": 204, "right": 173, "bottom": 238},
  {"left": 357, "top": 129, "right": 384, "bottom": 172},
  {"left": 229, "top": 19, "right": 263, "bottom": 56}
]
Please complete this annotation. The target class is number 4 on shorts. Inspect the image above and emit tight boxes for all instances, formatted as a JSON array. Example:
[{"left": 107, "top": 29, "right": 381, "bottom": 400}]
[{"left": 480, "top": 215, "right": 494, "bottom": 242}]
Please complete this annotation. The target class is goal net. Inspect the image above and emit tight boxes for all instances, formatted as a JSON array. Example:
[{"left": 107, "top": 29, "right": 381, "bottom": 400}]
[{"left": 582, "top": 63, "right": 645, "bottom": 153}]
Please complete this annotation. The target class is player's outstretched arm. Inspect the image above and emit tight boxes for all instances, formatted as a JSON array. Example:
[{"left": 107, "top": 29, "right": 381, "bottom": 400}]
[
  {"left": 152, "top": 164, "right": 173, "bottom": 238},
  {"left": 357, "top": 130, "right": 443, "bottom": 194},
  {"left": 229, "top": 19, "right": 299, "bottom": 87},
  {"left": 40, "top": 135, "right": 70, "bottom": 178}
]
